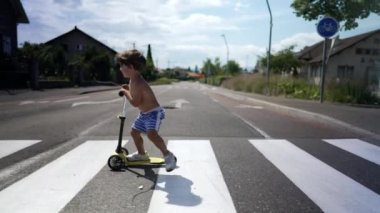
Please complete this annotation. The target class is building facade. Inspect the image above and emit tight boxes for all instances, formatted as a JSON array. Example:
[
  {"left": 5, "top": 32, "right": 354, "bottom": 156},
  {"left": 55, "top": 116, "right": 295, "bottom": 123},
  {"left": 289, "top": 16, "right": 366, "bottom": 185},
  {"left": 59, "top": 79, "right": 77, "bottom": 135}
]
[
  {"left": 0, "top": 0, "right": 29, "bottom": 88},
  {"left": 45, "top": 26, "right": 120, "bottom": 85},
  {"left": 297, "top": 29, "right": 380, "bottom": 95}
]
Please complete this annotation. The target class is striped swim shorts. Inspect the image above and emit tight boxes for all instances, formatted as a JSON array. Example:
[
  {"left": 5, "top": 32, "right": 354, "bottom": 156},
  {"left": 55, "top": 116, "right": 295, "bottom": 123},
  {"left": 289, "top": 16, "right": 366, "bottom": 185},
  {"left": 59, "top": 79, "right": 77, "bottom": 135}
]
[{"left": 132, "top": 107, "right": 165, "bottom": 133}]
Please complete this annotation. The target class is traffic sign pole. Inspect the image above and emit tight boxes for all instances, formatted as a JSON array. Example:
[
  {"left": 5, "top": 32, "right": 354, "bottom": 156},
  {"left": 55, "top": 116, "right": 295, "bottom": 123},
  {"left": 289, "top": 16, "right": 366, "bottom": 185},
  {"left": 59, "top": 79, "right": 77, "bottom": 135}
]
[
  {"left": 320, "top": 38, "right": 328, "bottom": 103},
  {"left": 316, "top": 16, "right": 339, "bottom": 103}
]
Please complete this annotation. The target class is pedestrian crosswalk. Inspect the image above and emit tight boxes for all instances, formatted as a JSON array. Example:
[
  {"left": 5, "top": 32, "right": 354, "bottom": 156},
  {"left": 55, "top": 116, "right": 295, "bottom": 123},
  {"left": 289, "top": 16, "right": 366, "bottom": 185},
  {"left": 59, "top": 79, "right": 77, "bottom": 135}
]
[
  {"left": 0, "top": 138, "right": 379, "bottom": 213},
  {"left": 0, "top": 140, "right": 127, "bottom": 213},
  {"left": 250, "top": 139, "right": 380, "bottom": 213}
]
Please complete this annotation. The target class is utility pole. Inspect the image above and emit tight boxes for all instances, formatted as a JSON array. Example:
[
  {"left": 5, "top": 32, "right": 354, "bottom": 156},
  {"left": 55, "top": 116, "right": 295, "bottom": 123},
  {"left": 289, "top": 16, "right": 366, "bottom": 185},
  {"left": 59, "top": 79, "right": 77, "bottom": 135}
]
[
  {"left": 265, "top": 0, "right": 273, "bottom": 96},
  {"left": 221, "top": 34, "right": 229, "bottom": 74}
]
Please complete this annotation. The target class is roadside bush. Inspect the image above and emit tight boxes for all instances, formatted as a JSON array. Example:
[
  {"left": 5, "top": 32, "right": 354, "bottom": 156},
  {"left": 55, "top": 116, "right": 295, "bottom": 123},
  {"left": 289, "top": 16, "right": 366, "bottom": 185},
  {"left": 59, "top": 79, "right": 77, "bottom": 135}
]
[
  {"left": 150, "top": 77, "right": 178, "bottom": 85},
  {"left": 326, "top": 82, "right": 380, "bottom": 105},
  {"left": 203, "top": 75, "right": 230, "bottom": 86},
  {"left": 219, "top": 73, "right": 379, "bottom": 105}
]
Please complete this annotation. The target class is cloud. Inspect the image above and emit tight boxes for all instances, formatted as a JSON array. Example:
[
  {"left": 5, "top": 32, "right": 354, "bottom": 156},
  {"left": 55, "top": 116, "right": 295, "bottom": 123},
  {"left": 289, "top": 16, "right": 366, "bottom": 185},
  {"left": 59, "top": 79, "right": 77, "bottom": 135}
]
[
  {"left": 19, "top": 0, "right": 343, "bottom": 69},
  {"left": 53, "top": 0, "right": 82, "bottom": 8},
  {"left": 273, "top": 32, "right": 322, "bottom": 52}
]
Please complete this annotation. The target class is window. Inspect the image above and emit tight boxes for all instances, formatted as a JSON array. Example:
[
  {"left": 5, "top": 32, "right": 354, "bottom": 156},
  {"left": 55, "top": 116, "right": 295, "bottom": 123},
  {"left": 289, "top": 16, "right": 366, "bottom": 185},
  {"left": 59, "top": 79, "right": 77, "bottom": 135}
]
[
  {"left": 310, "top": 65, "right": 320, "bottom": 78},
  {"left": 356, "top": 48, "right": 376, "bottom": 55},
  {"left": 2, "top": 35, "right": 11, "bottom": 55},
  {"left": 337, "top": 65, "right": 354, "bottom": 80},
  {"left": 77, "top": 44, "right": 83, "bottom": 51}
]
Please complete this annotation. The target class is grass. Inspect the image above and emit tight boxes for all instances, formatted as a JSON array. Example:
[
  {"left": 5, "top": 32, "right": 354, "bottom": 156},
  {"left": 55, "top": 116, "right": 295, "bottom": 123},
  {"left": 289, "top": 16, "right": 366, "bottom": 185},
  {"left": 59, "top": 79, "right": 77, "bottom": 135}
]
[
  {"left": 149, "top": 77, "right": 179, "bottom": 85},
  {"left": 213, "top": 73, "right": 380, "bottom": 105}
]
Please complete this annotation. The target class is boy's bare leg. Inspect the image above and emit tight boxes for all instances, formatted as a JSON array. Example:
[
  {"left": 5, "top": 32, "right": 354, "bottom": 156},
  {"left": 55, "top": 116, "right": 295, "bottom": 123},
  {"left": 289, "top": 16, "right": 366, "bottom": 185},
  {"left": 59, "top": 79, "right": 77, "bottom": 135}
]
[
  {"left": 131, "top": 129, "right": 146, "bottom": 154},
  {"left": 147, "top": 130, "right": 169, "bottom": 156}
]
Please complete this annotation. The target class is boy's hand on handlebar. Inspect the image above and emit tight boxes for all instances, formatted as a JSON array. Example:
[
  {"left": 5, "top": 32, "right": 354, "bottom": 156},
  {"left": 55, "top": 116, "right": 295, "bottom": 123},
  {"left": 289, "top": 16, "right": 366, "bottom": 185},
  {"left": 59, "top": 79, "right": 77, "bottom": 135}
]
[
  {"left": 121, "top": 84, "right": 129, "bottom": 90},
  {"left": 119, "top": 84, "right": 129, "bottom": 97}
]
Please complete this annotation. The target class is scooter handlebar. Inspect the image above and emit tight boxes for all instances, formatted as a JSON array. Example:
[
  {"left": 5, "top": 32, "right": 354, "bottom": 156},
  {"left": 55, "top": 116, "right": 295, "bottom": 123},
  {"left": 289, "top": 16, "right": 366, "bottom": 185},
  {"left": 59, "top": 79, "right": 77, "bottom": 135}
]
[{"left": 118, "top": 91, "right": 124, "bottom": 97}]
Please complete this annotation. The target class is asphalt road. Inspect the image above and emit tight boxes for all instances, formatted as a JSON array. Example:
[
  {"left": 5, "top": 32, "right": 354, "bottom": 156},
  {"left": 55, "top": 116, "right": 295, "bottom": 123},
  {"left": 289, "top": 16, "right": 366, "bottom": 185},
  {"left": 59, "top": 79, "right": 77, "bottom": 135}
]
[{"left": 0, "top": 82, "right": 379, "bottom": 213}]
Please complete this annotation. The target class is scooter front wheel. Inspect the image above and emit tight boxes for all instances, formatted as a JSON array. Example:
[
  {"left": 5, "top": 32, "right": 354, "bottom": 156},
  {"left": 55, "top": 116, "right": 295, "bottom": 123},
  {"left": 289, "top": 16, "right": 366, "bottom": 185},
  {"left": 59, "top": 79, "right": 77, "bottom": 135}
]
[
  {"left": 121, "top": 147, "right": 129, "bottom": 155},
  {"left": 108, "top": 155, "right": 124, "bottom": 171}
]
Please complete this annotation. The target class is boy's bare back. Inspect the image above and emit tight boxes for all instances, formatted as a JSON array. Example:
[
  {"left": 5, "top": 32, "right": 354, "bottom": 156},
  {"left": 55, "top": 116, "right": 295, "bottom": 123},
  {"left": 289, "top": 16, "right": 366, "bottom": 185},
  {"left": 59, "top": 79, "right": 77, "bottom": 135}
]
[{"left": 129, "top": 75, "right": 160, "bottom": 112}]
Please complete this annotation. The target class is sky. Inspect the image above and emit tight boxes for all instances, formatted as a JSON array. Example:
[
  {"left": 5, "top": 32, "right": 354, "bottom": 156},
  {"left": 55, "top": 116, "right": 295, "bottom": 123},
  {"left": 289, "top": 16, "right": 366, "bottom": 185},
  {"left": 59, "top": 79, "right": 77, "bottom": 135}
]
[{"left": 18, "top": 0, "right": 380, "bottom": 70}]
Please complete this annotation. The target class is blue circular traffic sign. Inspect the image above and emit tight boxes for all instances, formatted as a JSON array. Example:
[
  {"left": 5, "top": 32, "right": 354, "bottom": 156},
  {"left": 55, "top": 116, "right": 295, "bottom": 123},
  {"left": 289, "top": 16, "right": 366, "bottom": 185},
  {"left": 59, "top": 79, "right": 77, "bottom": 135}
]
[{"left": 317, "top": 16, "right": 339, "bottom": 38}]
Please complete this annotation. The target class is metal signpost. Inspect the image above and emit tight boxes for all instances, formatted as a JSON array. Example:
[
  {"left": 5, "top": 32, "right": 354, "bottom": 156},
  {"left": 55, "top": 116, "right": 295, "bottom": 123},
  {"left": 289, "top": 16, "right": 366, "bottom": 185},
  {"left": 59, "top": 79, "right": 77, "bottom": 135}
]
[{"left": 316, "top": 16, "right": 339, "bottom": 103}]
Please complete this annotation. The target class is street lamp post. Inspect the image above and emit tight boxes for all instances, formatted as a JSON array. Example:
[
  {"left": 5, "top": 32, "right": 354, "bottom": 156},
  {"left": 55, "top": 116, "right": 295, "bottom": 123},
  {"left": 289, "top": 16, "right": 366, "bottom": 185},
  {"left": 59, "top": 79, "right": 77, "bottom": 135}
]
[
  {"left": 222, "top": 34, "right": 230, "bottom": 66},
  {"left": 265, "top": 0, "right": 273, "bottom": 95}
]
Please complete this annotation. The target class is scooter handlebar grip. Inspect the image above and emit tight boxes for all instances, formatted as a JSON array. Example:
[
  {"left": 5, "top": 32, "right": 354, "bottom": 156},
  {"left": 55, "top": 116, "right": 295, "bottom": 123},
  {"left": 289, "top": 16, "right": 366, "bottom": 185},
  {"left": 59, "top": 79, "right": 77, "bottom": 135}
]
[{"left": 118, "top": 91, "right": 124, "bottom": 97}]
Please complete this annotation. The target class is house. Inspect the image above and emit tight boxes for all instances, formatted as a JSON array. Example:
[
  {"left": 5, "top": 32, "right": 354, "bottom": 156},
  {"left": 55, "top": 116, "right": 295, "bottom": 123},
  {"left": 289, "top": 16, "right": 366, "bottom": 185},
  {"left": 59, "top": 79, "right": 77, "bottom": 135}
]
[
  {"left": 45, "top": 26, "right": 120, "bottom": 84},
  {"left": 0, "top": 0, "right": 29, "bottom": 88},
  {"left": 187, "top": 72, "right": 204, "bottom": 80},
  {"left": 0, "top": 0, "right": 29, "bottom": 57},
  {"left": 45, "top": 26, "right": 116, "bottom": 62},
  {"left": 297, "top": 29, "right": 380, "bottom": 95}
]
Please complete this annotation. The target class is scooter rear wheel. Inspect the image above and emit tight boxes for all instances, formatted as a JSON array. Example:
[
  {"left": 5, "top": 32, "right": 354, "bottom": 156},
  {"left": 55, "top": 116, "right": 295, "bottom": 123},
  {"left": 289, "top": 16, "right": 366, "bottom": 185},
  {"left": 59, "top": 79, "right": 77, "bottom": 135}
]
[{"left": 108, "top": 155, "right": 124, "bottom": 171}]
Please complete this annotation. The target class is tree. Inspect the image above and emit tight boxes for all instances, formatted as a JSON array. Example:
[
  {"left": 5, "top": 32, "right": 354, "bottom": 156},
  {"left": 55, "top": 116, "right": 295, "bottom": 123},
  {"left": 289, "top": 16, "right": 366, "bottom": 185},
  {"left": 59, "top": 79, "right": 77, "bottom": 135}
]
[
  {"left": 259, "top": 46, "right": 303, "bottom": 76},
  {"left": 19, "top": 42, "right": 67, "bottom": 78},
  {"left": 201, "top": 57, "right": 241, "bottom": 76},
  {"left": 201, "top": 58, "right": 215, "bottom": 76},
  {"left": 144, "top": 44, "right": 157, "bottom": 81},
  {"left": 70, "top": 46, "right": 112, "bottom": 82},
  {"left": 291, "top": 0, "right": 380, "bottom": 30},
  {"left": 39, "top": 45, "right": 66, "bottom": 77},
  {"left": 194, "top": 65, "right": 199, "bottom": 73},
  {"left": 224, "top": 60, "right": 242, "bottom": 75}
]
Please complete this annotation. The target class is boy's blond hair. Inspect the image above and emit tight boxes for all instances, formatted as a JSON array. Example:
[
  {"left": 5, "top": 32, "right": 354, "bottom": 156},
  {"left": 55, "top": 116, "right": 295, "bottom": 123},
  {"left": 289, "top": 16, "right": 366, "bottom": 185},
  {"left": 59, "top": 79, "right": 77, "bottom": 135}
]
[{"left": 116, "top": 49, "right": 146, "bottom": 71}]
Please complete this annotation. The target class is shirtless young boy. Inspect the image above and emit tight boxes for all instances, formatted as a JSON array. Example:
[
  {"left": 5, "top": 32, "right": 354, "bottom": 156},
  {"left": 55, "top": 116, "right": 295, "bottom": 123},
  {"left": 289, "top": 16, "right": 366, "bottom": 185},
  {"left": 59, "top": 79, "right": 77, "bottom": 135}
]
[{"left": 117, "top": 49, "right": 177, "bottom": 172}]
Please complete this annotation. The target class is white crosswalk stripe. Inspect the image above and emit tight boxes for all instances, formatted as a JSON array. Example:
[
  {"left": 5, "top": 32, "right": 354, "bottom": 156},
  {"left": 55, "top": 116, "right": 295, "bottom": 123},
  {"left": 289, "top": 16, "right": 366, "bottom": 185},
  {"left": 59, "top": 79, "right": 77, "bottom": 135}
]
[
  {"left": 0, "top": 140, "right": 127, "bottom": 213},
  {"left": 148, "top": 140, "right": 236, "bottom": 213},
  {"left": 0, "top": 140, "right": 41, "bottom": 159},
  {"left": 323, "top": 138, "right": 380, "bottom": 166},
  {"left": 0, "top": 138, "right": 379, "bottom": 212},
  {"left": 249, "top": 139, "right": 380, "bottom": 213}
]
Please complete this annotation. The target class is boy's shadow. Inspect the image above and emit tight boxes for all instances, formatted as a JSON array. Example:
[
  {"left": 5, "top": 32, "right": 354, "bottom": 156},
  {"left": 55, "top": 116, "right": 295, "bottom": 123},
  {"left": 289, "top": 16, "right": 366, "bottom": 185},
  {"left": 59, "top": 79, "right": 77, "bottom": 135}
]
[{"left": 127, "top": 167, "right": 202, "bottom": 207}]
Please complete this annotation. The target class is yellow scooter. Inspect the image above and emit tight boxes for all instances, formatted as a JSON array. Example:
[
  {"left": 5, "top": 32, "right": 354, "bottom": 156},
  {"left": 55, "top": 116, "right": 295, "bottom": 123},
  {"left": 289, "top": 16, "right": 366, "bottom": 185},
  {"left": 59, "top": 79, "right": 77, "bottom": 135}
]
[{"left": 107, "top": 91, "right": 164, "bottom": 171}]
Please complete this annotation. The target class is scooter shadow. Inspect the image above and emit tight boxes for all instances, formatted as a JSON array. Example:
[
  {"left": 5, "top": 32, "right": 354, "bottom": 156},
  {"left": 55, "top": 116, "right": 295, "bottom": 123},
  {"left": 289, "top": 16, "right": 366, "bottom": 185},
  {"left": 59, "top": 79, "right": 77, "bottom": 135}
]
[{"left": 127, "top": 167, "right": 202, "bottom": 207}]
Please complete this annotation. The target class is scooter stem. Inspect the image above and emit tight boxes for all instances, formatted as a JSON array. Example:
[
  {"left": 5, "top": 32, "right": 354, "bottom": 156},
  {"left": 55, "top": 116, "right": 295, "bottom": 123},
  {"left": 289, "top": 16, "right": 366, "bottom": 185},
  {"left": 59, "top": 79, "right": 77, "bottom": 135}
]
[{"left": 116, "top": 93, "right": 128, "bottom": 153}]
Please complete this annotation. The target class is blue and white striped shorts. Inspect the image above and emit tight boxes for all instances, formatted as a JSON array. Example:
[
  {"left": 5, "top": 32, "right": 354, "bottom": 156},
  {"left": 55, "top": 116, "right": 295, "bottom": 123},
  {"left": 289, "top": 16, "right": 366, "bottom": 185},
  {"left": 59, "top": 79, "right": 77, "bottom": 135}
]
[{"left": 132, "top": 107, "right": 165, "bottom": 133}]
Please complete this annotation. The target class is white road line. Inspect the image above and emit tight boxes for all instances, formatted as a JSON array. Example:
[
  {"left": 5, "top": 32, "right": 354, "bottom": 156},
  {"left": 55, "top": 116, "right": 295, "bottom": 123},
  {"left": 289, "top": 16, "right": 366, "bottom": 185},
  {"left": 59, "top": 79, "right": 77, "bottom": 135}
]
[
  {"left": 249, "top": 139, "right": 380, "bottom": 213},
  {"left": 0, "top": 140, "right": 126, "bottom": 213},
  {"left": 233, "top": 113, "right": 271, "bottom": 138},
  {"left": 71, "top": 98, "right": 121, "bottom": 107},
  {"left": 170, "top": 99, "right": 190, "bottom": 108},
  {"left": 148, "top": 140, "right": 236, "bottom": 213},
  {"left": 54, "top": 96, "right": 89, "bottom": 103},
  {"left": 323, "top": 139, "right": 380, "bottom": 166},
  {"left": 19, "top": 100, "right": 35, "bottom": 105},
  {"left": 0, "top": 140, "right": 41, "bottom": 159},
  {"left": 236, "top": 104, "right": 263, "bottom": 109}
]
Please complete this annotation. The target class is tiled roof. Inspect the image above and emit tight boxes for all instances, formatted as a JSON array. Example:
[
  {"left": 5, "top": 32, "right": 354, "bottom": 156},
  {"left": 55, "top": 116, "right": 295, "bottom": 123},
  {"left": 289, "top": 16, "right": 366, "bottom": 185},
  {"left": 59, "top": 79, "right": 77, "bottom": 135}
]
[
  {"left": 297, "top": 29, "right": 380, "bottom": 63},
  {"left": 9, "top": 0, "right": 29, "bottom": 23}
]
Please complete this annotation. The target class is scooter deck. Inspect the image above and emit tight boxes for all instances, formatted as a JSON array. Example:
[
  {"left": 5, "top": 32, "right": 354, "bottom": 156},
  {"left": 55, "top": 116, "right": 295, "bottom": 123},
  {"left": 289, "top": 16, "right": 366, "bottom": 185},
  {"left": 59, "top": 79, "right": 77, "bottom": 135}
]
[{"left": 126, "top": 157, "right": 165, "bottom": 166}]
